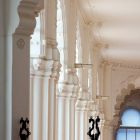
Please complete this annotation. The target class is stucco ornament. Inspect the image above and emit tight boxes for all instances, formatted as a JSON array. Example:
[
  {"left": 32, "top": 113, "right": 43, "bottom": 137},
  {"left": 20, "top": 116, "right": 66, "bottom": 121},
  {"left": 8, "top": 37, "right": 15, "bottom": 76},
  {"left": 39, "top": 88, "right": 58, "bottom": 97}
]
[{"left": 17, "top": 39, "right": 25, "bottom": 49}]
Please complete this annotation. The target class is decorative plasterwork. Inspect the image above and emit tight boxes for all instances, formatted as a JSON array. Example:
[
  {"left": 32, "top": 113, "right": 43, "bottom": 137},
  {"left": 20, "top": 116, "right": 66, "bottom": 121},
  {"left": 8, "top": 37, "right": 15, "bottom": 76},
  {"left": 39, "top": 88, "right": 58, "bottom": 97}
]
[
  {"left": 57, "top": 68, "right": 80, "bottom": 98},
  {"left": 31, "top": 58, "right": 61, "bottom": 79},
  {"left": 40, "top": 46, "right": 60, "bottom": 61},
  {"left": 15, "top": 1, "right": 38, "bottom": 36},
  {"left": 112, "top": 84, "right": 138, "bottom": 133},
  {"left": 101, "top": 59, "right": 140, "bottom": 70},
  {"left": 17, "top": 38, "right": 25, "bottom": 49},
  {"left": 119, "top": 74, "right": 140, "bottom": 87},
  {"left": 76, "top": 100, "right": 89, "bottom": 111}
]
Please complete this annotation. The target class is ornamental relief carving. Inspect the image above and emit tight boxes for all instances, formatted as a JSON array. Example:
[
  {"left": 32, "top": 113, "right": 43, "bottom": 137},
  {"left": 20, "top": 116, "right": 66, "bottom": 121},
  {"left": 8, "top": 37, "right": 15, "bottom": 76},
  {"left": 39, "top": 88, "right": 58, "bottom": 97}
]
[
  {"left": 17, "top": 38, "right": 25, "bottom": 49},
  {"left": 112, "top": 84, "right": 140, "bottom": 134},
  {"left": 113, "top": 74, "right": 140, "bottom": 100},
  {"left": 102, "top": 59, "right": 140, "bottom": 69}
]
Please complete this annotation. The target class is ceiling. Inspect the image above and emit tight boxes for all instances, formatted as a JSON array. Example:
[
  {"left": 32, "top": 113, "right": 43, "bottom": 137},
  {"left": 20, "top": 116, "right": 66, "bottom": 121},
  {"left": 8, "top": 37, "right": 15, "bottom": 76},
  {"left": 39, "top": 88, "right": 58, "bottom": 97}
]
[{"left": 80, "top": 0, "right": 140, "bottom": 65}]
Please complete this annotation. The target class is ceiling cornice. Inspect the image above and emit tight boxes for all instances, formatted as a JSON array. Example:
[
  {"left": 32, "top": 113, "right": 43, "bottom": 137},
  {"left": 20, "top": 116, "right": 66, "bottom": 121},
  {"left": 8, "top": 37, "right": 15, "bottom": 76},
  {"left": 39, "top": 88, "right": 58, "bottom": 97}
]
[{"left": 101, "top": 59, "right": 140, "bottom": 70}]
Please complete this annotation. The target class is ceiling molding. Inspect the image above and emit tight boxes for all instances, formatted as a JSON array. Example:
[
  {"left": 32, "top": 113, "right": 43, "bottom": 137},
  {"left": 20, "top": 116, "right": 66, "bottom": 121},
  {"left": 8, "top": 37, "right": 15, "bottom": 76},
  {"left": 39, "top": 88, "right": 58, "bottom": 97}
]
[{"left": 101, "top": 59, "right": 140, "bottom": 70}]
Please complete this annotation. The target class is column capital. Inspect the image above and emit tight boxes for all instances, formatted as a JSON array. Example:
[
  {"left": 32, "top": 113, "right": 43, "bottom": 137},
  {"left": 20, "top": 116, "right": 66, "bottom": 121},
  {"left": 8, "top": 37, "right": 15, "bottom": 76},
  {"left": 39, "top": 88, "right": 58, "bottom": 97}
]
[
  {"left": 76, "top": 100, "right": 89, "bottom": 111},
  {"left": 15, "top": 1, "right": 38, "bottom": 36},
  {"left": 46, "top": 37, "right": 57, "bottom": 48},
  {"left": 87, "top": 100, "right": 97, "bottom": 112},
  {"left": 77, "top": 87, "right": 90, "bottom": 100},
  {"left": 57, "top": 68, "right": 80, "bottom": 98},
  {"left": 31, "top": 58, "right": 61, "bottom": 80},
  {"left": 40, "top": 46, "right": 60, "bottom": 61}
]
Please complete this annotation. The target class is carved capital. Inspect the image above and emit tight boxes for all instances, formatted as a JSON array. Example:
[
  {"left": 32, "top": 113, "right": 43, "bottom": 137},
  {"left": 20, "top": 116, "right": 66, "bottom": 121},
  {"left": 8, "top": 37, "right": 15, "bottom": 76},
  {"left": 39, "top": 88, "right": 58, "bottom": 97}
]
[
  {"left": 31, "top": 58, "right": 61, "bottom": 79},
  {"left": 47, "top": 38, "right": 57, "bottom": 48},
  {"left": 76, "top": 100, "right": 89, "bottom": 111},
  {"left": 77, "top": 87, "right": 90, "bottom": 100},
  {"left": 65, "top": 68, "right": 79, "bottom": 85},
  {"left": 87, "top": 101, "right": 97, "bottom": 112},
  {"left": 15, "top": 1, "right": 38, "bottom": 36},
  {"left": 57, "top": 68, "right": 79, "bottom": 98},
  {"left": 41, "top": 47, "right": 60, "bottom": 61}
]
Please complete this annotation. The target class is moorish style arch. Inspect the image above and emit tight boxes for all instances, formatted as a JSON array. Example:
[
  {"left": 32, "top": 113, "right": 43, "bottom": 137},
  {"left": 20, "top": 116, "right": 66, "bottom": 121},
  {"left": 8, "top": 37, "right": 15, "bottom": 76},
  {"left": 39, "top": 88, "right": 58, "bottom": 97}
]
[{"left": 112, "top": 83, "right": 140, "bottom": 139}]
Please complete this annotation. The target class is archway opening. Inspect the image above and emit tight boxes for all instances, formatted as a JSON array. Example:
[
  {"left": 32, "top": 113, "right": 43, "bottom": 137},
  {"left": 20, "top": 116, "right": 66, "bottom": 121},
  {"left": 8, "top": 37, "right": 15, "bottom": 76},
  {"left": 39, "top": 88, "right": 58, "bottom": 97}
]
[{"left": 115, "top": 90, "right": 140, "bottom": 140}]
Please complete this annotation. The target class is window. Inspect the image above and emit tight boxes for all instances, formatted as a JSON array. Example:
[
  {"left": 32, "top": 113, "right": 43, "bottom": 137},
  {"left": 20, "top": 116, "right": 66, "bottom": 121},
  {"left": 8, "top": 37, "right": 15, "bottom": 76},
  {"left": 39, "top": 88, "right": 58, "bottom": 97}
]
[{"left": 116, "top": 108, "right": 140, "bottom": 140}]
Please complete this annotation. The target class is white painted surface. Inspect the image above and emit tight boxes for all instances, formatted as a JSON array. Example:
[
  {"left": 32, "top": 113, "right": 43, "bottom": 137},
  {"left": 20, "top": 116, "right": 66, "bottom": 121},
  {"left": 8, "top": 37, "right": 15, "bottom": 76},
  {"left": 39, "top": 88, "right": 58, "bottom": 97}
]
[{"left": 80, "top": 0, "right": 140, "bottom": 65}]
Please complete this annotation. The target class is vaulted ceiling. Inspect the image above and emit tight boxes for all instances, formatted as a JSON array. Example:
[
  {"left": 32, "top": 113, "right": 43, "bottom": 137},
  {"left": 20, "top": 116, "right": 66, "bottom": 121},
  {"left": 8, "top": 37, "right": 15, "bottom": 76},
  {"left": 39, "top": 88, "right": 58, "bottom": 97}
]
[{"left": 80, "top": 0, "right": 140, "bottom": 65}]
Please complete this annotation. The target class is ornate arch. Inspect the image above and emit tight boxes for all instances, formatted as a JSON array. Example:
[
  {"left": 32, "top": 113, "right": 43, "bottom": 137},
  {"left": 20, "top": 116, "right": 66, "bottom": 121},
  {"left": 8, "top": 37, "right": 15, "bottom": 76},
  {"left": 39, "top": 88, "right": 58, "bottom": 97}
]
[{"left": 112, "top": 83, "right": 140, "bottom": 136}]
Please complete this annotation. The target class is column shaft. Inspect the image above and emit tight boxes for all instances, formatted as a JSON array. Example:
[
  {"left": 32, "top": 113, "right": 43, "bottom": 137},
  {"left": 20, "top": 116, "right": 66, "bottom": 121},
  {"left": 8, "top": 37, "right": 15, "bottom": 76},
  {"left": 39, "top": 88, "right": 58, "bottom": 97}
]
[
  {"left": 103, "top": 63, "right": 112, "bottom": 119},
  {"left": 57, "top": 69, "right": 79, "bottom": 140},
  {"left": 63, "top": 0, "right": 77, "bottom": 67},
  {"left": 57, "top": 95, "right": 77, "bottom": 140},
  {"left": 12, "top": 35, "right": 30, "bottom": 139},
  {"left": 31, "top": 59, "right": 60, "bottom": 140},
  {"left": 30, "top": 75, "right": 43, "bottom": 140},
  {"left": 75, "top": 102, "right": 88, "bottom": 140},
  {"left": 11, "top": 1, "right": 40, "bottom": 139}
]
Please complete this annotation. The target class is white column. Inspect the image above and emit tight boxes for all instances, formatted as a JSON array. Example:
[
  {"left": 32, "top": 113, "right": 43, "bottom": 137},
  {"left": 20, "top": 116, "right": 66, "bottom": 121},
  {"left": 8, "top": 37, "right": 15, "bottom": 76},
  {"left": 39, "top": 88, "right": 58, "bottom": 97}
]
[
  {"left": 57, "top": 96, "right": 65, "bottom": 140},
  {"left": 30, "top": 0, "right": 60, "bottom": 139},
  {"left": 12, "top": 1, "right": 40, "bottom": 139},
  {"left": 103, "top": 62, "right": 112, "bottom": 120},
  {"left": 75, "top": 69, "right": 90, "bottom": 140},
  {"left": 93, "top": 112, "right": 105, "bottom": 140},
  {"left": 75, "top": 47, "right": 90, "bottom": 140},
  {"left": 102, "top": 121, "right": 114, "bottom": 140},
  {"left": 56, "top": 0, "right": 79, "bottom": 139},
  {"left": 41, "top": 0, "right": 58, "bottom": 59},
  {"left": 75, "top": 99, "right": 89, "bottom": 140},
  {"left": 102, "top": 62, "right": 113, "bottom": 140},
  {"left": 57, "top": 68, "right": 79, "bottom": 140},
  {"left": 30, "top": 69, "right": 43, "bottom": 140},
  {"left": 64, "top": 0, "right": 77, "bottom": 68},
  {"left": 31, "top": 58, "right": 60, "bottom": 140},
  {"left": 92, "top": 43, "right": 103, "bottom": 100}
]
